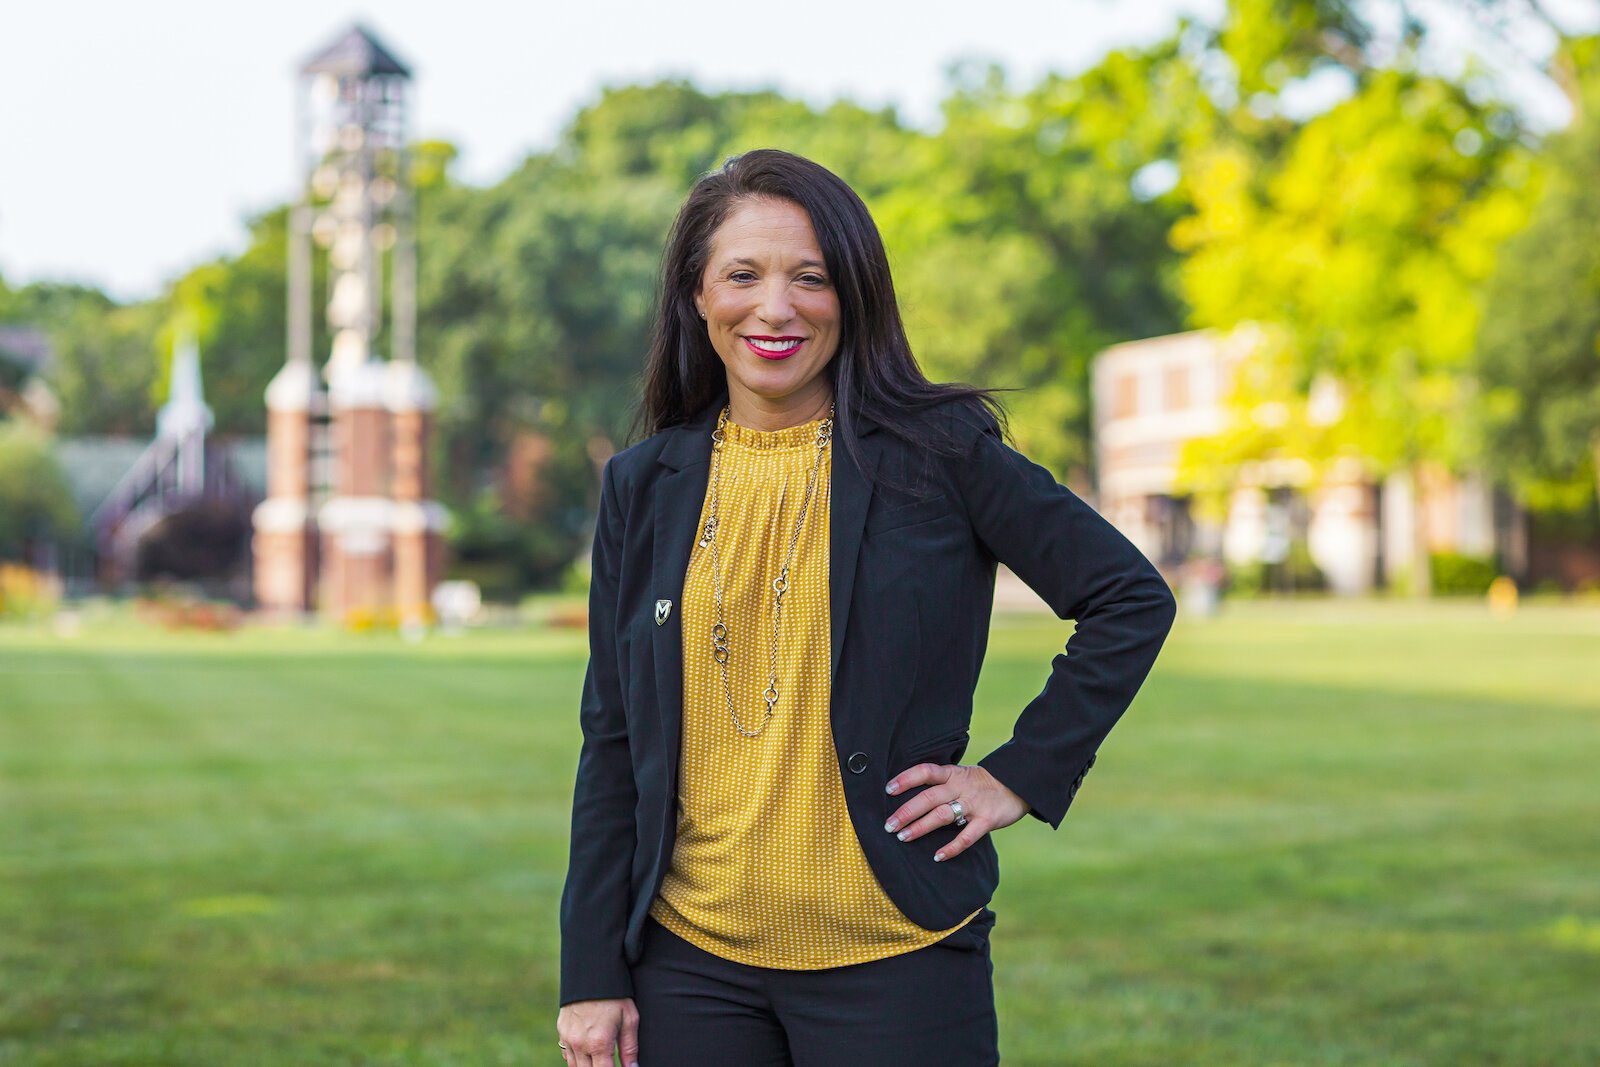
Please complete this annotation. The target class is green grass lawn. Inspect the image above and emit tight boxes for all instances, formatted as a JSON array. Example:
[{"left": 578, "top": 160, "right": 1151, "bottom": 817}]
[{"left": 2, "top": 599, "right": 1597, "bottom": 1066}]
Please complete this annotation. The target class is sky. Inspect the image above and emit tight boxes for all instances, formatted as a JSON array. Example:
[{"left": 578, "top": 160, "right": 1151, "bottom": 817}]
[{"left": 0, "top": 0, "right": 1588, "bottom": 304}]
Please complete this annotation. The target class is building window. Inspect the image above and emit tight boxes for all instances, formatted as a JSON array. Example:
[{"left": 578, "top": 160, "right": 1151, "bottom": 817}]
[
  {"left": 1164, "top": 365, "right": 1191, "bottom": 412},
  {"left": 1114, "top": 373, "right": 1139, "bottom": 419}
]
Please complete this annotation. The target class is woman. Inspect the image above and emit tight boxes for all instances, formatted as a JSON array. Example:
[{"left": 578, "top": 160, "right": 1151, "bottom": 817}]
[{"left": 557, "top": 149, "right": 1176, "bottom": 1066}]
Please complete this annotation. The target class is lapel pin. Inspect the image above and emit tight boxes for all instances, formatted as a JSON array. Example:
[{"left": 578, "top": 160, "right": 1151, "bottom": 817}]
[{"left": 655, "top": 599, "right": 672, "bottom": 625}]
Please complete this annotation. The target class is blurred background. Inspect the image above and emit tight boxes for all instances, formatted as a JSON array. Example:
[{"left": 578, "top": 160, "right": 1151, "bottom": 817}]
[{"left": 2, "top": 2, "right": 1598, "bottom": 1064}]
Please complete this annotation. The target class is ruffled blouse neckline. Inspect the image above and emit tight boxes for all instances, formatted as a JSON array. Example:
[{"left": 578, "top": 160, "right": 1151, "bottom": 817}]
[{"left": 719, "top": 412, "right": 830, "bottom": 451}]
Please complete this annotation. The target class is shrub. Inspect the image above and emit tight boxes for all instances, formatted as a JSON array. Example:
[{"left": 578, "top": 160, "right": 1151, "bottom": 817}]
[
  {"left": 1224, "top": 542, "right": 1327, "bottom": 597},
  {"left": 0, "top": 424, "right": 79, "bottom": 555},
  {"left": 1430, "top": 551, "right": 1498, "bottom": 596},
  {"left": 0, "top": 562, "right": 60, "bottom": 618}
]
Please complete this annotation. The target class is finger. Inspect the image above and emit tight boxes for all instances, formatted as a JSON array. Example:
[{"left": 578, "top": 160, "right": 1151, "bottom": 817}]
[
  {"left": 884, "top": 781, "right": 959, "bottom": 837},
  {"left": 884, "top": 760, "right": 951, "bottom": 797},
  {"left": 933, "top": 820, "right": 991, "bottom": 862},
  {"left": 897, "top": 797, "right": 968, "bottom": 842},
  {"left": 620, "top": 1005, "right": 640, "bottom": 1067},
  {"left": 576, "top": 1040, "right": 610, "bottom": 1067}
]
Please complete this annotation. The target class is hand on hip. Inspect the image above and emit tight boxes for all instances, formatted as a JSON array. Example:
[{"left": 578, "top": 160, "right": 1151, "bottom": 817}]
[{"left": 882, "top": 763, "right": 1030, "bottom": 862}]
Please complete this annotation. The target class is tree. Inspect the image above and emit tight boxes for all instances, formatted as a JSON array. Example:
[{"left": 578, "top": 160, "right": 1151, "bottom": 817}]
[
  {"left": 871, "top": 39, "right": 1213, "bottom": 478},
  {"left": 1475, "top": 35, "right": 1600, "bottom": 513},
  {"left": 6, "top": 282, "right": 164, "bottom": 436},
  {"left": 1172, "top": 61, "right": 1537, "bottom": 592},
  {"left": 0, "top": 422, "right": 79, "bottom": 559},
  {"left": 158, "top": 206, "right": 303, "bottom": 435}
]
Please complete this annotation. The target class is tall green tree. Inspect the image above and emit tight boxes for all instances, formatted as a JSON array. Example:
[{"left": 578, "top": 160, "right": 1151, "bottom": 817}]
[
  {"left": 4, "top": 282, "right": 163, "bottom": 435},
  {"left": 1173, "top": 59, "right": 1537, "bottom": 591},
  {"left": 1475, "top": 35, "right": 1600, "bottom": 513},
  {"left": 159, "top": 206, "right": 298, "bottom": 435},
  {"left": 875, "top": 38, "right": 1215, "bottom": 477}
]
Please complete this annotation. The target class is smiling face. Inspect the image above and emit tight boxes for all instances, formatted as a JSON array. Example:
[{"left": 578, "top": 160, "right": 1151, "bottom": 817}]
[{"left": 694, "top": 196, "right": 841, "bottom": 429}]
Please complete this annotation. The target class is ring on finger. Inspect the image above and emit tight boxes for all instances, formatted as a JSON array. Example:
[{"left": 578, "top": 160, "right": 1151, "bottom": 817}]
[{"left": 949, "top": 798, "right": 968, "bottom": 826}]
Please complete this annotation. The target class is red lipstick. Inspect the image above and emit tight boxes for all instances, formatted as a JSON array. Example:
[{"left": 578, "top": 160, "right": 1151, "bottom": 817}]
[{"left": 743, "top": 336, "right": 805, "bottom": 360}]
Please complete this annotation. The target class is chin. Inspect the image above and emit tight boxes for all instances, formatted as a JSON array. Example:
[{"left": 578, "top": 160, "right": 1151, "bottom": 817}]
[{"left": 750, "top": 376, "right": 816, "bottom": 401}]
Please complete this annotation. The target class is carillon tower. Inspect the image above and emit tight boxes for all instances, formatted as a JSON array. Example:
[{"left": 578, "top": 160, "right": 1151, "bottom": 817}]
[{"left": 252, "top": 23, "right": 445, "bottom": 626}]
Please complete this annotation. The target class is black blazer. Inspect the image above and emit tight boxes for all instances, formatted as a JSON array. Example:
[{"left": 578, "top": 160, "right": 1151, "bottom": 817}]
[{"left": 559, "top": 390, "right": 1176, "bottom": 1006}]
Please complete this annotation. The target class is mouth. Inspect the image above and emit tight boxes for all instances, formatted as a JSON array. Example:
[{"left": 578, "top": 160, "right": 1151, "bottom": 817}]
[{"left": 743, "top": 335, "right": 806, "bottom": 360}]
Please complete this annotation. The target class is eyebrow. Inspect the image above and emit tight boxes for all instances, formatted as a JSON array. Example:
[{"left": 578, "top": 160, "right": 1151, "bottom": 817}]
[{"left": 720, "top": 256, "right": 827, "bottom": 271}]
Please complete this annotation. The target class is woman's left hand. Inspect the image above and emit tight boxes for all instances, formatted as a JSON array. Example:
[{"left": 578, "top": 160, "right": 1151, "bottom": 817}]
[{"left": 882, "top": 763, "right": 1031, "bottom": 861}]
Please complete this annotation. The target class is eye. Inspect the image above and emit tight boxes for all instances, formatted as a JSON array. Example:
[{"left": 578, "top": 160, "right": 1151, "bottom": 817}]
[
  {"left": 729, "top": 270, "right": 756, "bottom": 283},
  {"left": 799, "top": 273, "right": 829, "bottom": 286}
]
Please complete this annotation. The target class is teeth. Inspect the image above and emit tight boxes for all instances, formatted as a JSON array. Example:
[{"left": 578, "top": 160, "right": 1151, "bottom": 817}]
[{"left": 748, "top": 338, "right": 801, "bottom": 352}]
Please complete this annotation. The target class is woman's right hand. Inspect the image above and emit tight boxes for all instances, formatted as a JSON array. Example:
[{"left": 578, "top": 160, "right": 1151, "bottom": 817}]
[{"left": 557, "top": 997, "right": 640, "bottom": 1067}]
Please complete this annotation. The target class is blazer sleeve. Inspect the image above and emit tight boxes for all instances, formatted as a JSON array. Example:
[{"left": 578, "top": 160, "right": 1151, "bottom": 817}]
[
  {"left": 951, "top": 417, "right": 1178, "bottom": 830},
  {"left": 558, "top": 455, "right": 639, "bottom": 1005}
]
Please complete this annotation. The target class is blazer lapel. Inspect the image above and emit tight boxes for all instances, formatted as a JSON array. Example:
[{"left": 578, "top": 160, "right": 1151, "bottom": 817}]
[
  {"left": 828, "top": 409, "right": 877, "bottom": 687},
  {"left": 651, "top": 398, "right": 718, "bottom": 784}
]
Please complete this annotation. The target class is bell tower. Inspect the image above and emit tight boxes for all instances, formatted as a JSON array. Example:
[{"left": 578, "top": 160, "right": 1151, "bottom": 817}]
[{"left": 252, "top": 23, "right": 445, "bottom": 626}]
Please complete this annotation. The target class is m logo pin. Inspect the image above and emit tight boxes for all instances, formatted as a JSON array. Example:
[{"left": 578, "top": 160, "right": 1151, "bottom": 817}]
[{"left": 655, "top": 599, "right": 672, "bottom": 625}]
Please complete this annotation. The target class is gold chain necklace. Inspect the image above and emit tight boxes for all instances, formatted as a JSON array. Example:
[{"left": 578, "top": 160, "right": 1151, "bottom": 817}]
[{"left": 696, "top": 401, "right": 835, "bottom": 738}]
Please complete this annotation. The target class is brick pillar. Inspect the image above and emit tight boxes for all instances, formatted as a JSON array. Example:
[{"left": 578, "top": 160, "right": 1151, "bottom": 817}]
[
  {"left": 320, "top": 361, "right": 393, "bottom": 624},
  {"left": 252, "top": 361, "right": 321, "bottom": 615},
  {"left": 385, "top": 360, "right": 445, "bottom": 629}
]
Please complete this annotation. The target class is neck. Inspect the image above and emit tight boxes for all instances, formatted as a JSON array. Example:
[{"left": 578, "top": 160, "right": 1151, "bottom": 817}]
[{"left": 726, "top": 381, "right": 834, "bottom": 431}]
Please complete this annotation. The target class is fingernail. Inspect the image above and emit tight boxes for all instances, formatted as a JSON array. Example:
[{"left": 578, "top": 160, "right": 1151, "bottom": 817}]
[
  {"left": 934, "top": 852, "right": 946, "bottom": 862},
  {"left": 885, "top": 782, "right": 899, "bottom": 795},
  {"left": 897, "top": 830, "right": 909, "bottom": 841},
  {"left": 884, "top": 818, "right": 899, "bottom": 832}
]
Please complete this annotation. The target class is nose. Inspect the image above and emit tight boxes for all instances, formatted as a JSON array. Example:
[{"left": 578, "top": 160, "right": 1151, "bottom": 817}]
[{"left": 756, "top": 278, "right": 795, "bottom": 328}]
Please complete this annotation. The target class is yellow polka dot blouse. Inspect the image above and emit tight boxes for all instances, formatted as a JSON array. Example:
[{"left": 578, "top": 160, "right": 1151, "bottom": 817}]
[{"left": 648, "top": 411, "right": 979, "bottom": 968}]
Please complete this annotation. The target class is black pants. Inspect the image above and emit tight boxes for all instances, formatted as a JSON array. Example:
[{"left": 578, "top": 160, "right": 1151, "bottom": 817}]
[{"left": 629, "top": 909, "right": 999, "bottom": 1066}]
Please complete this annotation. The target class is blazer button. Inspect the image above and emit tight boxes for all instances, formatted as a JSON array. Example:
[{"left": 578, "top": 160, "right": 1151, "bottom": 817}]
[{"left": 847, "top": 752, "right": 869, "bottom": 774}]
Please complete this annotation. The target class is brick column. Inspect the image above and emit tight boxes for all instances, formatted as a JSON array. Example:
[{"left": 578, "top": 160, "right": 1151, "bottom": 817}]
[
  {"left": 320, "top": 360, "right": 393, "bottom": 623},
  {"left": 385, "top": 360, "right": 446, "bottom": 629},
  {"left": 252, "top": 361, "right": 321, "bottom": 615}
]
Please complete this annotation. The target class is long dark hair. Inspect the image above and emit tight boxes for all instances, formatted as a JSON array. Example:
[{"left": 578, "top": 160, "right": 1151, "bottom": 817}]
[{"left": 631, "top": 148, "right": 1013, "bottom": 490}]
